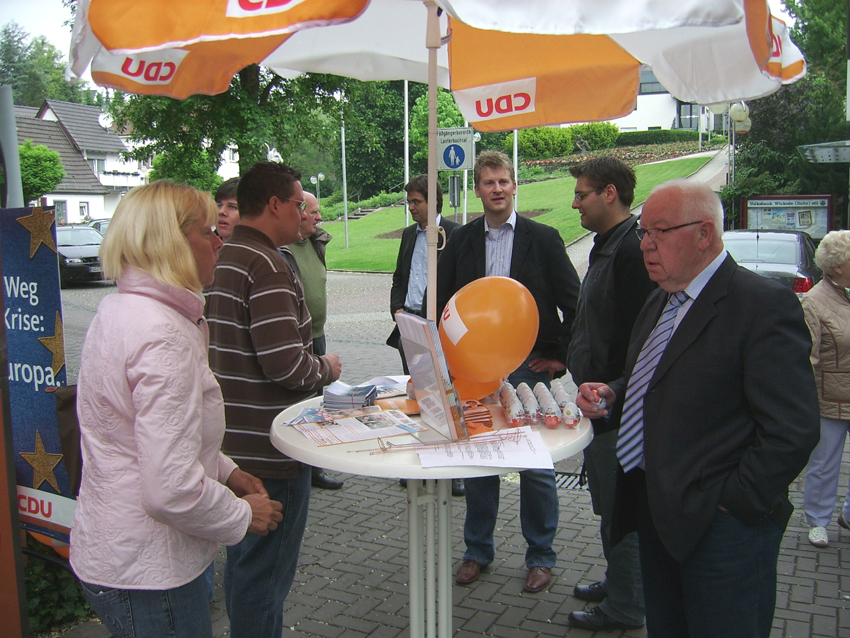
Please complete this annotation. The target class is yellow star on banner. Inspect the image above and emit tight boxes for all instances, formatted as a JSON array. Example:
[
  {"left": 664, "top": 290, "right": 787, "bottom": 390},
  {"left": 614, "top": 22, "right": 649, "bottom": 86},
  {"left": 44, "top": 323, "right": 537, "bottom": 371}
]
[
  {"left": 20, "top": 430, "right": 63, "bottom": 492},
  {"left": 38, "top": 312, "right": 66, "bottom": 376},
  {"left": 17, "top": 207, "right": 57, "bottom": 258}
]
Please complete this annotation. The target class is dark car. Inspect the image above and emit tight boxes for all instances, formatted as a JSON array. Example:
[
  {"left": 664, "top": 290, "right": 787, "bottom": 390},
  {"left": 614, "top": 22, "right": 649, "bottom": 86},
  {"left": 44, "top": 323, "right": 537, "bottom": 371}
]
[
  {"left": 723, "top": 229, "right": 822, "bottom": 297},
  {"left": 57, "top": 226, "right": 104, "bottom": 287}
]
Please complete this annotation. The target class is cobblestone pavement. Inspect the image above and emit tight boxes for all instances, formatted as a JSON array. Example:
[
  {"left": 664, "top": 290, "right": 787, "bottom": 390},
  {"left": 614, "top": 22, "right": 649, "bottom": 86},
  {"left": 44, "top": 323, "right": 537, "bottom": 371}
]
[{"left": 63, "top": 153, "right": 850, "bottom": 637}]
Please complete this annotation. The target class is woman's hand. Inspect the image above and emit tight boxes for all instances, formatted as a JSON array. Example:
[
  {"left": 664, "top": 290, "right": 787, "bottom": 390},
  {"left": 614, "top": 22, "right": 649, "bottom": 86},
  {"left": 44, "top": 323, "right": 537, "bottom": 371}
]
[
  {"left": 243, "top": 494, "right": 283, "bottom": 535},
  {"left": 227, "top": 468, "right": 268, "bottom": 498}
]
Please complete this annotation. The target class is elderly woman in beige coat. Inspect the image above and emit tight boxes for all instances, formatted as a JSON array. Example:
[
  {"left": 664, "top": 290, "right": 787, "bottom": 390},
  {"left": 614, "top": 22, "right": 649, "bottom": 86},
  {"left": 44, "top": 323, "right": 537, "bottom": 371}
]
[{"left": 803, "top": 230, "right": 850, "bottom": 548}]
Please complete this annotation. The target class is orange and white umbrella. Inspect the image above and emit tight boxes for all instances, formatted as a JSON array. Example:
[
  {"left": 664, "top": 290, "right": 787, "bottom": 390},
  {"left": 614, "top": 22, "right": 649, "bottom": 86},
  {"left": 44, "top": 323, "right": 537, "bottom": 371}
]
[
  {"left": 68, "top": 0, "right": 805, "bottom": 320},
  {"left": 70, "top": 0, "right": 804, "bottom": 124}
]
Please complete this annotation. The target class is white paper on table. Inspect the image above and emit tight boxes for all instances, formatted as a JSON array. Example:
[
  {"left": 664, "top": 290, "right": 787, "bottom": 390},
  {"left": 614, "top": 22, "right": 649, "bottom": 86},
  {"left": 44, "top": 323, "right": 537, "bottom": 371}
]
[
  {"left": 416, "top": 426, "right": 554, "bottom": 469},
  {"left": 292, "top": 409, "right": 428, "bottom": 446}
]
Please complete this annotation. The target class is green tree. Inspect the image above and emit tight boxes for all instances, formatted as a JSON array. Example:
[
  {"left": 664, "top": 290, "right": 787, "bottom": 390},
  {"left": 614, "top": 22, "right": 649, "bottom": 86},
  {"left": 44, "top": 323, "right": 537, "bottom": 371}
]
[
  {"left": 783, "top": 0, "right": 846, "bottom": 86},
  {"left": 409, "top": 89, "right": 505, "bottom": 175},
  {"left": 0, "top": 22, "right": 99, "bottom": 107},
  {"left": 340, "top": 80, "right": 427, "bottom": 200},
  {"left": 109, "top": 67, "right": 347, "bottom": 182},
  {"left": 410, "top": 88, "right": 465, "bottom": 169},
  {"left": 148, "top": 148, "right": 223, "bottom": 193},
  {"left": 721, "top": 1, "right": 848, "bottom": 225},
  {"left": 18, "top": 140, "right": 65, "bottom": 204}
]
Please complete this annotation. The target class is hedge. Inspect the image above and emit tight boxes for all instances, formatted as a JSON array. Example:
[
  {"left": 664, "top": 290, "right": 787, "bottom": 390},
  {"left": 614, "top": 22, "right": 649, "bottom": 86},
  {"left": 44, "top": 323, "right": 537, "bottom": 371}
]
[{"left": 615, "top": 129, "right": 722, "bottom": 146}]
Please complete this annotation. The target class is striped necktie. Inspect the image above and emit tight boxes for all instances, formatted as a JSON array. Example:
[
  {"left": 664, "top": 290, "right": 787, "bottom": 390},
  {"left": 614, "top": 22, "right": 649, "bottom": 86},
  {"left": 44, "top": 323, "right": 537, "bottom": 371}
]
[{"left": 616, "top": 291, "right": 689, "bottom": 473}]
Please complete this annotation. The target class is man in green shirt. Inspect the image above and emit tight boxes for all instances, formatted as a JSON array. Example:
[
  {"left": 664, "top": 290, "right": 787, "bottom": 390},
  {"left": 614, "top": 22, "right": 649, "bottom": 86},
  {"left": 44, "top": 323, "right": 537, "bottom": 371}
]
[{"left": 283, "top": 191, "right": 344, "bottom": 490}]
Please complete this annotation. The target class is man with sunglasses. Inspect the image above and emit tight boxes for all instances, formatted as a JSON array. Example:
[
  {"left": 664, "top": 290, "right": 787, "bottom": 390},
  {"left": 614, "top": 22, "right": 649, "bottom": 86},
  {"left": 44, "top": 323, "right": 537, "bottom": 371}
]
[
  {"left": 566, "top": 157, "right": 655, "bottom": 632},
  {"left": 577, "top": 180, "right": 818, "bottom": 638},
  {"left": 207, "top": 161, "right": 342, "bottom": 638}
]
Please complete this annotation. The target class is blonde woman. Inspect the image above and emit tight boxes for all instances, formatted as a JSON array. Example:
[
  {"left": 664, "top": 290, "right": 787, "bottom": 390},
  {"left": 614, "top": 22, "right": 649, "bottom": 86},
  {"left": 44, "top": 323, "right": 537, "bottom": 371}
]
[
  {"left": 70, "top": 181, "right": 282, "bottom": 638},
  {"left": 803, "top": 230, "right": 850, "bottom": 548}
]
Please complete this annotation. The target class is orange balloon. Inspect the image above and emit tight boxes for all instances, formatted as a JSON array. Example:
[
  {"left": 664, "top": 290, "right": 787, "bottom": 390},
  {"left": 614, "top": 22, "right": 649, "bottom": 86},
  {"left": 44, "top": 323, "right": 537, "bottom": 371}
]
[
  {"left": 439, "top": 276, "right": 539, "bottom": 382},
  {"left": 452, "top": 376, "right": 501, "bottom": 401}
]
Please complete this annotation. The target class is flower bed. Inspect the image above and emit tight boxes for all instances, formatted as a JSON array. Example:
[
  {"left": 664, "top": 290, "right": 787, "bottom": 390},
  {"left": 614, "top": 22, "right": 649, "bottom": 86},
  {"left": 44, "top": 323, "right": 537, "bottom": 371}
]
[{"left": 520, "top": 140, "right": 726, "bottom": 179}]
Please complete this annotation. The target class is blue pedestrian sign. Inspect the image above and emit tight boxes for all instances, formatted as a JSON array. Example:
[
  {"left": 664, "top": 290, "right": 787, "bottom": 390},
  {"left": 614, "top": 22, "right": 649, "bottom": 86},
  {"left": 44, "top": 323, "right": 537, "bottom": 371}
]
[
  {"left": 437, "top": 128, "right": 474, "bottom": 171},
  {"left": 443, "top": 145, "right": 465, "bottom": 169}
]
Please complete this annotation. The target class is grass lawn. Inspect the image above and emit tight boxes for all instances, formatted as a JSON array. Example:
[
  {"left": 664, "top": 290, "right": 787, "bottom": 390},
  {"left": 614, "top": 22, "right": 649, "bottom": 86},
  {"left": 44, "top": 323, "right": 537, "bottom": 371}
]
[{"left": 323, "top": 154, "right": 711, "bottom": 273}]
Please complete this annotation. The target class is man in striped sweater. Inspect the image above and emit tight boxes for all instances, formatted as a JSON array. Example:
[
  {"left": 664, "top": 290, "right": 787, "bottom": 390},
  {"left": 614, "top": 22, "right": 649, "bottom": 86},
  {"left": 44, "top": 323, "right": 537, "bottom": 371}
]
[{"left": 207, "top": 161, "right": 342, "bottom": 638}]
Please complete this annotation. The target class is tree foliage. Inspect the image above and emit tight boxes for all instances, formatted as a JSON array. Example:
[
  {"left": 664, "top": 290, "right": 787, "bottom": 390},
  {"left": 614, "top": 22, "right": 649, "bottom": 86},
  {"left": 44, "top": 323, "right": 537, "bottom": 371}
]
[
  {"left": 109, "top": 66, "right": 347, "bottom": 180},
  {"left": 149, "top": 149, "right": 223, "bottom": 194},
  {"left": 721, "top": 1, "right": 848, "bottom": 226},
  {"left": 18, "top": 140, "right": 65, "bottom": 204},
  {"left": 783, "top": 0, "right": 846, "bottom": 86},
  {"left": 0, "top": 22, "right": 99, "bottom": 107},
  {"left": 339, "top": 80, "right": 425, "bottom": 200},
  {"left": 409, "top": 88, "right": 506, "bottom": 176}
]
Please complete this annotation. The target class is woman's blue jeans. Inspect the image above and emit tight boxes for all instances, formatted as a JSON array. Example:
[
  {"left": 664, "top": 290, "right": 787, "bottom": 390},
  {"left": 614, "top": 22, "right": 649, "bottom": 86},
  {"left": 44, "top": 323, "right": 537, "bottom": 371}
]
[{"left": 80, "top": 570, "right": 212, "bottom": 638}]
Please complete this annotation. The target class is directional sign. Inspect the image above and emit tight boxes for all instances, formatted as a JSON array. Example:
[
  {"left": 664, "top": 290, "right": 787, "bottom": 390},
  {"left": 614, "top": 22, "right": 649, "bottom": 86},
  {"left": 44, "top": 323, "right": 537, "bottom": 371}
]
[{"left": 437, "top": 128, "right": 474, "bottom": 171}]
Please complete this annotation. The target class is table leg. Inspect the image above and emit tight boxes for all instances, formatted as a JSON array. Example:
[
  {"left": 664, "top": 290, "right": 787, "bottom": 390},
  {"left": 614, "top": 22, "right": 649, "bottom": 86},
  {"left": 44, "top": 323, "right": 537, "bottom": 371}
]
[
  {"left": 408, "top": 479, "right": 454, "bottom": 638},
  {"left": 426, "top": 480, "right": 436, "bottom": 637},
  {"left": 437, "top": 478, "right": 452, "bottom": 638}
]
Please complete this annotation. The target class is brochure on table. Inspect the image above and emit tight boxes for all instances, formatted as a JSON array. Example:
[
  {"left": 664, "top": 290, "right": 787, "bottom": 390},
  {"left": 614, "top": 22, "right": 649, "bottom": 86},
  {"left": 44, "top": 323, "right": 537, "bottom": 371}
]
[
  {"left": 288, "top": 405, "right": 428, "bottom": 446},
  {"left": 395, "top": 311, "right": 467, "bottom": 441}
]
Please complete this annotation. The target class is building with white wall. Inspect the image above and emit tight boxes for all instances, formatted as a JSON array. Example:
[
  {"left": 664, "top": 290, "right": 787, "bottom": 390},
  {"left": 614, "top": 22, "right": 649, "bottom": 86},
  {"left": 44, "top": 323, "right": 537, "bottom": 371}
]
[{"left": 14, "top": 100, "right": 147, "bottom": 223}]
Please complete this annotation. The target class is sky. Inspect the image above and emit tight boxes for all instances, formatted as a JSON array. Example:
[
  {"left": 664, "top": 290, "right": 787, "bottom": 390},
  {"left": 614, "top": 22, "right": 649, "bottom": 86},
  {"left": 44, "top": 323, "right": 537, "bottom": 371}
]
[
  {"left": 0, "top": 0, "right": 75, "bottom": 57},
  {"left": 0, "top": 0, "right": 796, "bottom": 80}
]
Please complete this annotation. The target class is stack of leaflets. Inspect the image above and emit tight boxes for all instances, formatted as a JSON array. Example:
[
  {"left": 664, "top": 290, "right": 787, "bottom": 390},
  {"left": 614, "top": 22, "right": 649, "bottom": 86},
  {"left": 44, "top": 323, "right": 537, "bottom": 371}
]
[{"left": 323, "top": 380, "right": 378, "bottom": 409}]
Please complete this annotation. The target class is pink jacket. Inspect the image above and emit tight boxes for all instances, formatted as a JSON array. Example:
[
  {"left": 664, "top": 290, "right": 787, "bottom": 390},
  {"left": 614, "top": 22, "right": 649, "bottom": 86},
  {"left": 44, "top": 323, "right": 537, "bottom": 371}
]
[{"left": 70, "top": 268, "right": 252, "bottom": 589}]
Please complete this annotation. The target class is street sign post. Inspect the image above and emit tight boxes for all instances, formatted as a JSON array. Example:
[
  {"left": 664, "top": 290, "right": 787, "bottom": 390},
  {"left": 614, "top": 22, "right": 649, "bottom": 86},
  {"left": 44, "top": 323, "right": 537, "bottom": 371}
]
[{"left": 437, "top": 128, "right": 474, "bottom": 171}]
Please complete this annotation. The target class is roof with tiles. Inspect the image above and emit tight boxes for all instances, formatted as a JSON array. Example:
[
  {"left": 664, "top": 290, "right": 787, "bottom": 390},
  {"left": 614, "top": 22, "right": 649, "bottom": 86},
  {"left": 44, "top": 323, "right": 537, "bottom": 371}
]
[
  {"left": 15, "top": 117, "right": 108, "bottom": 196},
  {"left": 14, "top": 105, "right": 39, "bottom": 118},
  {"left": 38, "top": 100, "right": 127, "bottom": 154}
]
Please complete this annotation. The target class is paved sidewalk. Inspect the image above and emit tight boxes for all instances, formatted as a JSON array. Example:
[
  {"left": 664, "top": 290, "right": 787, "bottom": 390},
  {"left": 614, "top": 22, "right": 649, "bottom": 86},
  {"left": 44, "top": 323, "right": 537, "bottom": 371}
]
[{"left": 65, "top": 154, "right": 850, "bottom": 637}]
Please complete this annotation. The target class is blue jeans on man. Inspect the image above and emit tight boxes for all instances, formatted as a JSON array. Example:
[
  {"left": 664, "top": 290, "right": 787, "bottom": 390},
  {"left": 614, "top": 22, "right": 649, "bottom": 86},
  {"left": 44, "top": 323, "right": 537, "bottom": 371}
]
[
  {"left": 224, "top": 469, "right": 311, "bottom": 638},
  {"left": 462, "top": 360, "right": 559, "bottom": 572}
]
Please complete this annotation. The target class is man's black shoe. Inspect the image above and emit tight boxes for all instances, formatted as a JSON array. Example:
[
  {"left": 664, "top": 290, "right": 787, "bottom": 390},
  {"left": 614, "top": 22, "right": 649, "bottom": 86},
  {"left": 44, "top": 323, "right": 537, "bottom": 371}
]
[
  {"left": 568, "top": 606, "right": 644, "bottom": 631},
  {"left": 311, "top": 469, "right": 344, "bottom": 490},
  {"left": 573, "top": 581, "right": 608, "bottom": 603}
]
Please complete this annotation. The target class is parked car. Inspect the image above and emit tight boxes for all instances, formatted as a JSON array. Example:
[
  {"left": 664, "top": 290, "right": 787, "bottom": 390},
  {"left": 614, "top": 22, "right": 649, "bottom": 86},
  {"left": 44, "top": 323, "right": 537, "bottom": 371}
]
[
  {"left": 86, "top": 218, "right": 110, "bottom": 235},
  {"left": 723, "top": 229, "right": 822, "bottom": 297},
  {"left": 57, "top": 227, "right": 104, "bottom": 287}
]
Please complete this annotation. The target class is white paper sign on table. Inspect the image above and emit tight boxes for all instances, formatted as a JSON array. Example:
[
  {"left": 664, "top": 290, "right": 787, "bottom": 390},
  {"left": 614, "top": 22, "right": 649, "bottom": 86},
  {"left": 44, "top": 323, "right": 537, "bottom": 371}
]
[{"left": 416, "top": 426, "right": 554, "bottom": 470}]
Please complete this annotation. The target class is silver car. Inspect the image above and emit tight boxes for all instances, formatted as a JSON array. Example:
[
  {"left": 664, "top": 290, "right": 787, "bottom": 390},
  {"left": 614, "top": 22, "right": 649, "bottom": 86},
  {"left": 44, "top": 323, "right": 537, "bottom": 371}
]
[{"left": 723, "top": 229, "right": 822, "bottom": 297}]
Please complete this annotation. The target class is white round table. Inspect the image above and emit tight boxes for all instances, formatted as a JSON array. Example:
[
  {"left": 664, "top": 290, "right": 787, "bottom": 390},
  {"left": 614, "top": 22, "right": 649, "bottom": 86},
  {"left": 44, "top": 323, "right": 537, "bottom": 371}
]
[{"left": 270, "top": 397, "right": 593, "bottom": 638}]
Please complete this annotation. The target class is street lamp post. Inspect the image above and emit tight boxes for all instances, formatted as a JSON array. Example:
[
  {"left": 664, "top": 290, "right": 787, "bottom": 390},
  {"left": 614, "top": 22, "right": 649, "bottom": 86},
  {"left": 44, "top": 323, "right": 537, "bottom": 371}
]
[{"left": 310, "top": 173, "right": 325, "bottom": 208}]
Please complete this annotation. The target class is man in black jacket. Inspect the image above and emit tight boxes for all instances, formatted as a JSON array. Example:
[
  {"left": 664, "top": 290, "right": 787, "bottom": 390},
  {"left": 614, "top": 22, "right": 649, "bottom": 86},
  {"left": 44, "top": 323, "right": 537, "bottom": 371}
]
[
  {"left": 566, "top": 157, "right": 655, "bottom": 632},
  {"left": 388, "top": 174, "right": 462, "bottom": 496},
  {"left": 387, "top": 174, "right": 459, "bottom": 373}
]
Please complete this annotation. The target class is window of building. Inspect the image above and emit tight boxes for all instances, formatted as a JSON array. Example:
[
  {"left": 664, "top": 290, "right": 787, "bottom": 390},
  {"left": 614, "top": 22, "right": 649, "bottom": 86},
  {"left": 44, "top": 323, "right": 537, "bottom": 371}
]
[
  {"left": 678, "top": 103, "right": 700, "bottom": 130},
  {"left": 639, "top": 70, "right": 666, "bottom": 95},
  {"left": 80, "top": 202, "right": 89, "bottom": 221},
  {"left": 88, "top": 158, "right": 106, "bottom": 175},
  {"left": 228, "top": 147, "right": 238, "bottom": 162},
  {"left": 54, "top": 201, "right": 67, "bottom": 224}
]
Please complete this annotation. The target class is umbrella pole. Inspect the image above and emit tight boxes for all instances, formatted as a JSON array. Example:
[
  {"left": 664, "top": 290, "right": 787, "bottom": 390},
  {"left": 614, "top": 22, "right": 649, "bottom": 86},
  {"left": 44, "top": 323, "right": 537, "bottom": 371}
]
[{"left": 425, "top": 0, "right": 439, "bottom": 326}]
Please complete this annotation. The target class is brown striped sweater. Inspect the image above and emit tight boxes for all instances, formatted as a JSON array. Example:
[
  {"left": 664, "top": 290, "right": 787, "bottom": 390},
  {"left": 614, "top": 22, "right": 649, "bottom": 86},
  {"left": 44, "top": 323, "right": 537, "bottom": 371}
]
[{"left": 206, "top": 225, "right": 333, "bottom": 479}]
